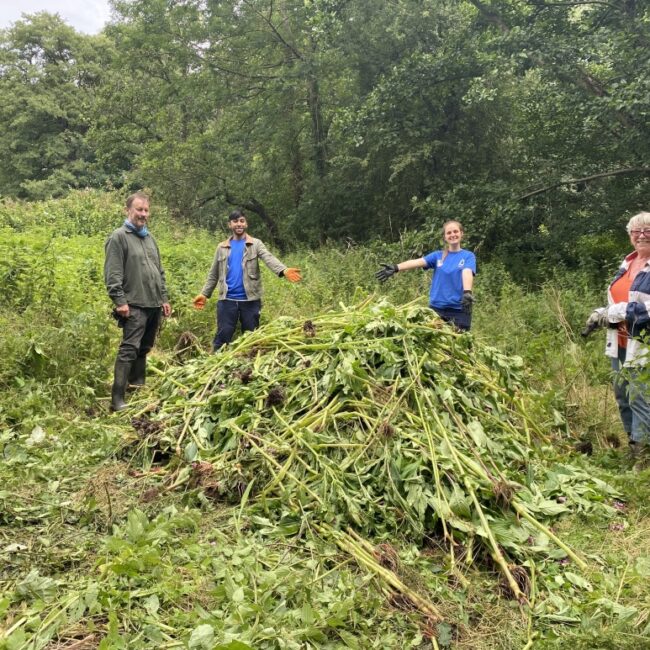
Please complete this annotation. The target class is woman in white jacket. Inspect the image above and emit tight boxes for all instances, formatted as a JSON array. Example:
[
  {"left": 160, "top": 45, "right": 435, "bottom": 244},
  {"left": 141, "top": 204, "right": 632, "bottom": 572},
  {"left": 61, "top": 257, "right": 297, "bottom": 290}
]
[{"left": 585, "top": 211, "right": 650, "bottom": 455}]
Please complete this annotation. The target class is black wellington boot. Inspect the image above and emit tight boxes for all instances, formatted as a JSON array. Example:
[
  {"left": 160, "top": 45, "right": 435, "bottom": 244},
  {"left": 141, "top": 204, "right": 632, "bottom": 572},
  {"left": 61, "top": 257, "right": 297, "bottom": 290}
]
[
  {"left": 111, "top": 360, "right": 131, "bottom": 412},
  {"left": 129, "top": 356, "right": 146, "bottom": 388}
]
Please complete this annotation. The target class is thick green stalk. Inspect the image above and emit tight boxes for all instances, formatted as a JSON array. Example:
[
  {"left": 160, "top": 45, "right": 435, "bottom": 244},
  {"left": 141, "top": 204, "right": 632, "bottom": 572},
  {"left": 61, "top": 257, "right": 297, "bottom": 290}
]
[
  {"left": 512, "top": 501, "right": 588, "bottom": 570},
  {"left": 467, "top": 484, "right": 525, "bottom": 602},
  {"left": 319, "top": 526, "right": 443, "bottom": 621},
  {"left": 241, "top": 430, "right": 323, "bottom": 504}
]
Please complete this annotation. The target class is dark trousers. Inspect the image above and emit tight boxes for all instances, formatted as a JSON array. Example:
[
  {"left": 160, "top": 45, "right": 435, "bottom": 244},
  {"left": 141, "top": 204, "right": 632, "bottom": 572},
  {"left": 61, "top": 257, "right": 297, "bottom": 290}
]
[
  {"left": 116, "top": 306, "right": 162, "bottom": 363},
  {"left": 432, "top": 307, "right": 472, "bottom": 332},
  {"left": 213, "top": 299, "right": 261, "bottom": 351}
]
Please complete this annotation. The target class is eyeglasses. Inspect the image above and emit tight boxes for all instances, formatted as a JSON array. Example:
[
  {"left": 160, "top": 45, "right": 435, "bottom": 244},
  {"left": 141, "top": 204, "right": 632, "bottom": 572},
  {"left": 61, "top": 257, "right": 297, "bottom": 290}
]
[{"left": 630, "top": 229, "right": 650, "bottom": 237}]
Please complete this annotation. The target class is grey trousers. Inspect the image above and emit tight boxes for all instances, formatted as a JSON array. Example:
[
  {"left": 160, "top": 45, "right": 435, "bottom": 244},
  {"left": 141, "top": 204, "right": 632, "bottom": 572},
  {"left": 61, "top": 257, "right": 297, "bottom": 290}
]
[{"left": 115, "top": 306, "right": 162, "bottom": 364}]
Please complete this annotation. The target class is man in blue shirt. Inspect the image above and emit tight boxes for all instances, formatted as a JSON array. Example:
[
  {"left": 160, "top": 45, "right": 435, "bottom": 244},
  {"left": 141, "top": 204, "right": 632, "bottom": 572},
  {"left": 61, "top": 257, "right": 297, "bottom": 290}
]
[{"left": 193, "top": 210, "right": 301, "bottom": 349}]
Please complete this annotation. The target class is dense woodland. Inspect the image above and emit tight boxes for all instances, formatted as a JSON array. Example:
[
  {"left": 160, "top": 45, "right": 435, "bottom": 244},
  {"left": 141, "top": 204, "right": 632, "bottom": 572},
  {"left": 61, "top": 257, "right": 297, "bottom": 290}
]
[{"left": 1, "top": 0, "right": 649, "bottom": 278}]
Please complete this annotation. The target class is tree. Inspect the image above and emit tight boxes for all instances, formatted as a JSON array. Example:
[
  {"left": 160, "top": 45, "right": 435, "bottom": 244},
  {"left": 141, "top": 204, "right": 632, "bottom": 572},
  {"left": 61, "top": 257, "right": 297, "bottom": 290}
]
[
  {"left": 462, "top": 0, "right": 650, "bottom": 277},
  {"left": 7, "top": 0, "right": 642, "bottom": 277},
  {"left": 0, "top": 13, "right": 110, "bottom": 198}
]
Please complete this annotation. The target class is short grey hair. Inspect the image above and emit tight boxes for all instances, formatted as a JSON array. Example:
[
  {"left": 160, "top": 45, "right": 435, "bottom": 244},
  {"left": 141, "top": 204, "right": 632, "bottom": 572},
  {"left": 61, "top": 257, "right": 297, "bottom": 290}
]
[
  {"left": 626, "top": 211, "right": 650, "bottom": 233},
  {"left": 125, "top": 191, "right": 150, "bottom": 209}
]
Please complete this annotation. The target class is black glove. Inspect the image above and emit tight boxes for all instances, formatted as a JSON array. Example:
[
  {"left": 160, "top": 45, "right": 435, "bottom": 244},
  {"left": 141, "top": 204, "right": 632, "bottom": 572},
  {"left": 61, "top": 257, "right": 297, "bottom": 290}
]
[
  {"left": 375, "top": 263, "right": 399, "bottom": 283},
  {"left": 461, "top": 290, "right": 474, "bottom": 313}
]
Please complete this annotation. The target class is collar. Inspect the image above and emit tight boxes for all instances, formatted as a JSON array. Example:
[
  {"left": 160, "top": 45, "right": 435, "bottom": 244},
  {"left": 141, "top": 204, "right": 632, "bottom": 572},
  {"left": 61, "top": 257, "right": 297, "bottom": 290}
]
[
  {"left": 623, "top": 250, "right": 650, "bottom": 267},
  {"left": 218, "top": 233, "right": 254, "bottom": 247}
]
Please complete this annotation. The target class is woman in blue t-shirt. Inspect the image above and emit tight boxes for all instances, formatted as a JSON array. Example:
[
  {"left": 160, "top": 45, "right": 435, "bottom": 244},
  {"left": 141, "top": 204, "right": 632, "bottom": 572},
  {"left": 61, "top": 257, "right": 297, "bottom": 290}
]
[{"left": 375, "top": 220, "right": 477, "bottom": 331}]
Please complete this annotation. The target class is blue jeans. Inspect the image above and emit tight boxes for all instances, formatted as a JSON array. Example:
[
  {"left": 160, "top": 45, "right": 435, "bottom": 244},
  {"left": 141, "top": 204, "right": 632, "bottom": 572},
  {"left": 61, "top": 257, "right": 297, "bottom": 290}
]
[
  {"left": 213, "top": 299, "right": 261, "bottom": 351},
  {"left": 611, "top": 348, "right": 650, "bottom": 444}
]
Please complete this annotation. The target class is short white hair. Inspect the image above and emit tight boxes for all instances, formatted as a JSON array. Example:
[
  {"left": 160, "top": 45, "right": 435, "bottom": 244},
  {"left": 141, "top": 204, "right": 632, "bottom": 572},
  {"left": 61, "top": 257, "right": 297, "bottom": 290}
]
[{"left": 626, "top": 211, "right": 650, "bottom": 233}]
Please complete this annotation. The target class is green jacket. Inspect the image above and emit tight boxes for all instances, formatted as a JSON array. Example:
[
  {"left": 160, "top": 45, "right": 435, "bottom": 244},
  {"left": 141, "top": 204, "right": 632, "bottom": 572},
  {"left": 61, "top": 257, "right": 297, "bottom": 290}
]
[
  {"left": 200, "top": 234, "right": 286, "bottom": 301},
  {"left": 104, "top": 226, "right": 169, "bottom": 308}
]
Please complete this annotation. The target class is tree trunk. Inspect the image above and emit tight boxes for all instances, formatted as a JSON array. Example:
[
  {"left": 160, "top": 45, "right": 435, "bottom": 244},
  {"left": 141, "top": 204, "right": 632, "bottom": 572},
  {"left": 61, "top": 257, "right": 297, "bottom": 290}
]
[{"left": 307, "top": 74, "right": 327, "bottom": 178}]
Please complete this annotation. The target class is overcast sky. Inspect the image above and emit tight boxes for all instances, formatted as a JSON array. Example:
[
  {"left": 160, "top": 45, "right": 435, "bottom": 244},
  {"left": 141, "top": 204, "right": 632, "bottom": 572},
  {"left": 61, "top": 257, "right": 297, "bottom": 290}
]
[{"left": 0, "top": 0, "right": 113, "bottom": 35}]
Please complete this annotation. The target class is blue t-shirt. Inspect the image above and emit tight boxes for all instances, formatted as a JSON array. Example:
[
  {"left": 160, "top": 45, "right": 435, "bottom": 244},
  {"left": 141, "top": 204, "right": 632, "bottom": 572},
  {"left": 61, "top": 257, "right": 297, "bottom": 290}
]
[
  {"left": 225, "top": 239, "right": 248, "bottom": 300},
  {"left": 423, "top": 249, "right": 476, "bottom": 309}
]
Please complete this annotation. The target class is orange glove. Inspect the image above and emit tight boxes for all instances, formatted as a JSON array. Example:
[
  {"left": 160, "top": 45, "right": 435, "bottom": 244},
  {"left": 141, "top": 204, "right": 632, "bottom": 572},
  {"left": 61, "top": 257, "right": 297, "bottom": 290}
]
[
  {"left": 192, "top": 294, "right": 207, "bottom": 310},
  {"left": 283, "top": 268, "right": 302, "bottom": 283}
]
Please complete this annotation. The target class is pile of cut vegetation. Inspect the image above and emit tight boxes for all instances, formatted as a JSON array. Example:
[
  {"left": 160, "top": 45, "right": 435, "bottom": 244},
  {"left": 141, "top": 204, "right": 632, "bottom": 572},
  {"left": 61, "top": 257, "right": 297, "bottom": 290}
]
[{"left": 131, "top": 300, "right": 614, "bottom": 611}]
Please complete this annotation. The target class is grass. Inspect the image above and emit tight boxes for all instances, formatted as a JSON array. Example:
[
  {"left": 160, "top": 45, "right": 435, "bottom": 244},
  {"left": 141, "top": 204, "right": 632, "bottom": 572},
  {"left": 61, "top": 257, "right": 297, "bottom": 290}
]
[{"left": 2, "top": 192, "right": 650, "bottom": 649}]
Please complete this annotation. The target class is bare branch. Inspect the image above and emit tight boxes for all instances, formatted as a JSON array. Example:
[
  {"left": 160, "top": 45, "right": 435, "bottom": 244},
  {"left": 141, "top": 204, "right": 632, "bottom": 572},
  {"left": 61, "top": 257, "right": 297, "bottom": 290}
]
[
  {"left": 526, "top": 1, "right": 621, "bottom": 9},
  {"left": 518, "top": 167, "right": 650, "bottom": 200},
  {"left": 241, "top": 0, "right": 303, "bottom": 61},
  {"left": 197, "top": 178, "right": 282, "bottom": 246}
]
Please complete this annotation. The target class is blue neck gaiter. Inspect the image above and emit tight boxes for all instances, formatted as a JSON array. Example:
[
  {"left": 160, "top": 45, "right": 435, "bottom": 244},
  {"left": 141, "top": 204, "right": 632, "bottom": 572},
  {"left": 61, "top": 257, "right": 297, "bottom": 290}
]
[{"left": 124, "top": 219, "right": 149, "bottom": 238}]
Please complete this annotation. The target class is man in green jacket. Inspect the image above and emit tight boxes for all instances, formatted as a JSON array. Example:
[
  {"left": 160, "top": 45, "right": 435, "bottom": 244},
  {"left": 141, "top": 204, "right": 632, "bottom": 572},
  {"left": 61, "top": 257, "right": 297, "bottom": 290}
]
[
  {"left": 104, "top": 192, "right": 172, "bottom": 411},
  {"left": 192, "top": 209, "right": 301, "bottom": 350}
]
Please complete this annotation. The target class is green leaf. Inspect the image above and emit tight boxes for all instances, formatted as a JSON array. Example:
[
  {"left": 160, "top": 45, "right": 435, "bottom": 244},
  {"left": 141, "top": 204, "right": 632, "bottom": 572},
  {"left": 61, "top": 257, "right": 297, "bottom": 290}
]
[
  {"left": 593, "top": 598, "right": 638, "bottom": 621},
  {"left": 431, "top": 495, "right": 452, "bottom": 519},
  {"left": 84, "top": 583, "right": 99, "bottom": 609},
  {"left": 188, "top": 624, "right": 215, "bottom": 649},
  {"left": 336, "top": 630, "right": 360, "bottom": 648},
  {"left": 143, "top": 624, "right": 164, "bottom": 645},
  {"left": 301, "top": 602, "right": 317, "bottom": 625},
  {"left": 15, "top": 569, "right": 58, "bottom": 599},
  {"left": 466, "top": 420, "right": 487, "bottom": 448},
  {"left": 564, "top": 572, "right": 592, "bottom": 592},
  {"left": 635, "top": 556, "right": 650, "bottom": 577},
  {"left": 125, "top": 509, "right": 147, "bottom": 542},
  {"left": 527, "top": 498, "right": 569, "bottom": 516},
  {"left": 437, "top": 622, "right": 453, "bottom": 647},
  {"left": 6, "top": 628, "right": 27, "bottom": 650},
  {"left": 144, "top": 594, "right": 160, "bottom": 615},
  {"left": 184, "top": 441, "right": 198, "bottom": 462}
]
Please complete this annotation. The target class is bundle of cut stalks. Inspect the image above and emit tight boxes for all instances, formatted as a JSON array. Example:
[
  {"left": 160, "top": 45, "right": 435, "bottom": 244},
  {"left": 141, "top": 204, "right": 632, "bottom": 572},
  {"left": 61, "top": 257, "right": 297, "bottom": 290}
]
[{"left": 133, "top": 300, "right": 612, "bottom": 606}]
